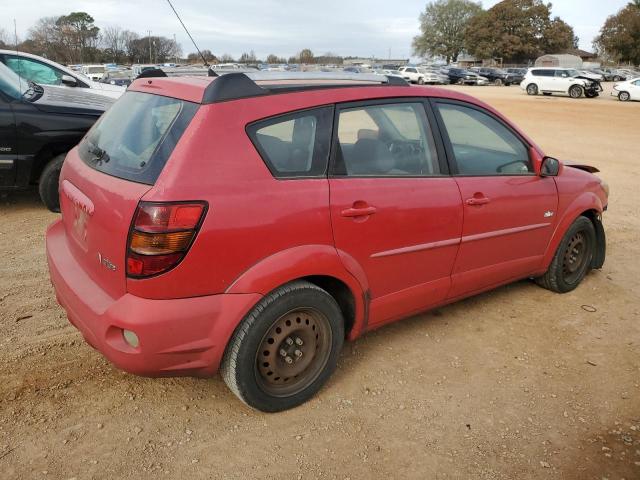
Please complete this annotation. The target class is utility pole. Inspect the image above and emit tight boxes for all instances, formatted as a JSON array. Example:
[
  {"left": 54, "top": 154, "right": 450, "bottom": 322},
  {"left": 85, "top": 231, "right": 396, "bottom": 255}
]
[
  {"left": 147, "top": 30, "right": 152, "bottom": 64},
  {"left": 173, "top": 33, "right": 177, "bottom": 64}
]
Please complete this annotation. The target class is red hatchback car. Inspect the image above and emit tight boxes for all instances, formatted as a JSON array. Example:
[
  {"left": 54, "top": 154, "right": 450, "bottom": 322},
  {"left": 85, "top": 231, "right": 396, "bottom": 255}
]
[{"left": 46, "top": 72, "right": 608, "bottom": 411}]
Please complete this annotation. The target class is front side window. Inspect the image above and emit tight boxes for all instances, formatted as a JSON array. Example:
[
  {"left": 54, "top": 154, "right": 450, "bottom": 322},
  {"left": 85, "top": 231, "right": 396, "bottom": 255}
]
[
  {"left": 435, "top": 102, "right": 532, "bottom": 176},
  {"left": 247, "top": 107, "right": 333, "bottom": 178},
  {"left": 4, "top": 56, "right": 63, "bottom": 85},
  {"left": 334, "top": 102, "right": 440, "bottom": 177}
]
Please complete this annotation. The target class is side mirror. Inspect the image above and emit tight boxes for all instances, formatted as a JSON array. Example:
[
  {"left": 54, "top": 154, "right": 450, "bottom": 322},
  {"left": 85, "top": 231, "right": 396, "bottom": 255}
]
[
  {"left": 61, "top": 75, "right": 78, "bottom": 87},
  {"left": 541, "top": 157, "right": 560, "bottom": 177}
]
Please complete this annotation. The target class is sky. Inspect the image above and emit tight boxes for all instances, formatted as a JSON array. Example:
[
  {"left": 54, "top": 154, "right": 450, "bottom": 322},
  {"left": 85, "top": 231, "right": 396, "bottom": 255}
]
[{"left": 0, "top": 0, "right": 631, "bottom": 60}]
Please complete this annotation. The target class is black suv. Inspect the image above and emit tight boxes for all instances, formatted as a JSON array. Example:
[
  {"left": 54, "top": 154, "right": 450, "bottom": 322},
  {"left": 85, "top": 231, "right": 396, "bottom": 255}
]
[
  {"left": 475, "top": 67, "right": 513, "bottom": 85},
  {"left": 0, "top": 62, "right": 113, "bottom": 210}
]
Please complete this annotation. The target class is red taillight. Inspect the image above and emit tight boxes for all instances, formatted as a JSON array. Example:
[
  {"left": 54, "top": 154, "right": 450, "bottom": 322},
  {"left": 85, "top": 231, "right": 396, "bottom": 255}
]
[{"left": 126, "top": 201, "right": 207, "bottom": 278}]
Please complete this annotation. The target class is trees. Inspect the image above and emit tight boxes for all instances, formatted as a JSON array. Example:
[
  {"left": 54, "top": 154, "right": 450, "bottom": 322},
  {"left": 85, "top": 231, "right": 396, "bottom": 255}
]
[
  {"left": 298, "top": 48, "right": 315, "bottom": 64},
  {"left": 594, "top": 2, "right": 640, "bottom": 65},
  {"left": 187, "top": 49, "right": 218, "bottom": 64},
  {"left": 238, "top": 50, "right": 257, "bottom": 64},
  {"left": 464, "top": 0, "right": 577, "bottom": 63},
  {"left": 55, "top": 12, "right": 101, "bottom": 63},
  {"left": 412, "top": 0, "right": 482, "bottom": 63},
  {"left": 0, "top": 28, "right": 9, "bottom": 48}
]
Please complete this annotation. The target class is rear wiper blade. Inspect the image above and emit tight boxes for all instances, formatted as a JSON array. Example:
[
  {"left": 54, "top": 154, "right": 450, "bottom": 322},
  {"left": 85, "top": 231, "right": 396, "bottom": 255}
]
[{"left": 87, "top": 142, "right": 110, "bottom": 165}]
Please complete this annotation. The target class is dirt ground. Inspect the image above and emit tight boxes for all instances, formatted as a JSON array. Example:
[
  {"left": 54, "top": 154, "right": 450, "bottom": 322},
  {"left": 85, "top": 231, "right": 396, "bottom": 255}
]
[{"left": 1, "top": 84, "right": 639, "bottom": 480}]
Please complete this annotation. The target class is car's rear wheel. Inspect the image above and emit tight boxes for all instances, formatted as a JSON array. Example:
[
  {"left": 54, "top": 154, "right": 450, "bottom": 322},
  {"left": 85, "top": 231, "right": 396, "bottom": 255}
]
[
  {"left": 613, "top": 76, "right": 621, "bottom": 82},
  {"left": 569, "top": 85, "right": 583, "bottom": 98},
  {"left": 535, "top": 216, "right": 596, "bottom": 293},
  {"left": 493, "top": 78, "right": 503, "bottom": 86},
  {"left": 618, "top": 91, "right": 631, "bottom": 102},
  {"left": 221, "top": 280, "right": 344, "bottom": 412},
  {"left": 526, "top": 83, "right": 538, "bottom": 95},
  {"left": 38, "top": 154, "right": 65, "bottom": 213}
]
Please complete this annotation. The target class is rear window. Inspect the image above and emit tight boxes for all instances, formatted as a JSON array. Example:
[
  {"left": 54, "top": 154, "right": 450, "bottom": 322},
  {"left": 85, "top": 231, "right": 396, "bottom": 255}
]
[{"left": 79, "top": 91, "right": 198, "bottom": 185}]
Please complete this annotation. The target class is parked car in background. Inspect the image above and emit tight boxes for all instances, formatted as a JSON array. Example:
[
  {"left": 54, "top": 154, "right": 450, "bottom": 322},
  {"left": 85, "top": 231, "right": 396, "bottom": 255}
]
[
  {"left": 0, "top": 62, "right": 114, "bottom": 210},
  {"left": 0, "top": 50, "right": 125, "bottom": 99},
  {"left": 589, "top": 68, "right": 614, "bottom": 82},
  {"left": 398, "top": 66, "right": 444, "bottom": 84},
  {"left": 373, "top": 69, "right": 404, "bottom": 79},
  {"left": 445, "top": 68, "right": 484, "bottom": 85},
  {"left": 504, "top": 68, "right": 527, "bottom": 85},
  {"left": 474, "top": 67, "right": 512, "bottom": 85},
  {"left": 464, "top": 70, "right": 490, "bottom": 85},
  {"left": 521, "top": 68, "right": 602, "bottom": 98},
  {"left": 612, "top": 78, "right": 640, "bottom": 101},
  {"left": 81, "top": 64, "right": 106, "bottom": 82},
  {"left": 99, "top": 70, "right": 134, "bottom": 87},
  {"left": 343, "top": 66, "right": 370, "bottom": 74},
  {"left": 45, "top": 71, "right": 608, "bottom": 412}
]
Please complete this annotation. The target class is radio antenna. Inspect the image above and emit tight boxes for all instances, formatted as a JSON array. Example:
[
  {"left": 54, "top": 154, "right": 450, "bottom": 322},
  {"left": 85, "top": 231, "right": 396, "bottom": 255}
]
[{"left": 165, "top": 0, "right": 210, "bottom": 68}]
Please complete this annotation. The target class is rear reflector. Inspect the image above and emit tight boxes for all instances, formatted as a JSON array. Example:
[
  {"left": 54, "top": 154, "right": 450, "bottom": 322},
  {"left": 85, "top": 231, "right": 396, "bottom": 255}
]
[{"left": 126, "top": 201, "right": 207, "bottom": 278}]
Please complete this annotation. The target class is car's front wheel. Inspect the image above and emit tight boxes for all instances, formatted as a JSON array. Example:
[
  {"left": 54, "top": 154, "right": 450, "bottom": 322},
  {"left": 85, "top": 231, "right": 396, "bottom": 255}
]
[
  {"left": 39, "top": 153, "right": 66, "bottom": 213},
  {"left": 618, "top": 91, "right": 631, "bottom": 102},
  {"left": 417, "top": 77, "right": 425, "bottom": 85},
  {"left": 569, "top": 85, "right": 583, "bottom": 98},
  {"left": 526, "top": 83, "right": 538, "bottom": 95},
  {"left": 221, "top": 280, "right": 344, "bottom": 412},
  {"left": 536, "top": 216, "right": 596, "bottom": 293}
]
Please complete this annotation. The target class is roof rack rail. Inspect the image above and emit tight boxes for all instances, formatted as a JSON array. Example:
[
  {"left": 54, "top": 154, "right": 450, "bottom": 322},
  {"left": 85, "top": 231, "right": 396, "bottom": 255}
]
[{"left": 202, "top": 71, "right": 409, "bottom": 104}]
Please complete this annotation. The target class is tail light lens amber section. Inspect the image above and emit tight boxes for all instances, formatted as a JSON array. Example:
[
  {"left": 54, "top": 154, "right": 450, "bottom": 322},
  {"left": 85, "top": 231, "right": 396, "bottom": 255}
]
[{"left": 126, "top": 201, "right": 207, "bottom": 278}]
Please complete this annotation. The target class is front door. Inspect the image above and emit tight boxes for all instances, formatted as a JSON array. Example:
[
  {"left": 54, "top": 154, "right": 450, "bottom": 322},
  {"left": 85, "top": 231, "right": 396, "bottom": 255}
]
[
  {"left": 0, "top": 93, "right": 17, "bottom": 186},
  {"left": 432, "top": 100, "right": 558, "bottom": 299},
  {"left": 329, "top": 99, "right": 463, "bottom": 328}
]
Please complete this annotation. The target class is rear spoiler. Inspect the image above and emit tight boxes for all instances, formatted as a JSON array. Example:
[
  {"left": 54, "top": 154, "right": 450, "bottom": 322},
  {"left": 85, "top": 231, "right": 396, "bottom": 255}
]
[{"left": 565, "top": 163, "right": 599, "bottom": 173}]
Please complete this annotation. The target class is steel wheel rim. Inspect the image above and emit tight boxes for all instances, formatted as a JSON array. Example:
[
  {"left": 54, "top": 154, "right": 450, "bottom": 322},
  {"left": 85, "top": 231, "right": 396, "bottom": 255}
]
[
  {"left": 562, "top": 231, "right": 588, "bottom": 284},
  {"left": 255, "top": 308, "right": 332, "bottom": 397}
]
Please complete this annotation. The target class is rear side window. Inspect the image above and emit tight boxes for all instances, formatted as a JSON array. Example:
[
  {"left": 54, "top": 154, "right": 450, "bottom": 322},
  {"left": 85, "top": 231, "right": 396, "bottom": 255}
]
[
  {"left": 532, "top": 69, "right": 554, "bottom": 77},
  {"left": 247, "top": 106, "right": 333, "bottom": 178},
  {"left": 333, "top": 102, "right": 440, "bottom": 177},
  {"left": 79, "top": 92, "right": 198, "bottom": 185}
]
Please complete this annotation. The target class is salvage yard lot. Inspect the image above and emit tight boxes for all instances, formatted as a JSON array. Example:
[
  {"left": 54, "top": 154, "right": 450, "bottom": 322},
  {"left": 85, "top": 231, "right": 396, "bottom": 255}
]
[{"left": 1, "top": 83, "right": 639, "bottom": 479}]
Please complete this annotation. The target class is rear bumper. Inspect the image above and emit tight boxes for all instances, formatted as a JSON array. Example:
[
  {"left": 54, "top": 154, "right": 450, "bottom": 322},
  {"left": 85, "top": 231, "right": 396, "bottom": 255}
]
[{"left": 46, "top": 219, "right": 262, "bottom": 377}]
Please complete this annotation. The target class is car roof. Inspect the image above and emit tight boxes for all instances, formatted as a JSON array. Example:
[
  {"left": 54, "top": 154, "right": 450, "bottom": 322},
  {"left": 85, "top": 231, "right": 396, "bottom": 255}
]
[{"left": 0, "top": 48, "right": 84, "bottom": 81}]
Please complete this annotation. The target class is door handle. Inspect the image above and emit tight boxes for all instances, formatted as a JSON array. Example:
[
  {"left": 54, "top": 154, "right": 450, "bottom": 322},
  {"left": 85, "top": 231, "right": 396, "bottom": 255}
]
[
  {"left": 465, "top": 196, "right": 490, "bottom": 206},
  {"left": 341, "top": 206, "right": 377, "bottom": 217}
]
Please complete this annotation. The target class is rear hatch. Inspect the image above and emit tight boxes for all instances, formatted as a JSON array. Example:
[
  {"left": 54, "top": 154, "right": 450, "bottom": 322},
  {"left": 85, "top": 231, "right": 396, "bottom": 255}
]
[{"left": 59, "top": 91, "right": 198, "bottom": 299}]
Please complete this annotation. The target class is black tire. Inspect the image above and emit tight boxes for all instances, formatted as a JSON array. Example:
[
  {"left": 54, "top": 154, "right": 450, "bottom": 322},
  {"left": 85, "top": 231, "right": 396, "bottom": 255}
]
[
  {"left": 493, "top": 78, "right": 503, "bottom": 86},
  {"left": 221, "top": 280, "right": 345, "bottom": 412},
  {"left": 569, "top": 85, "right": 583, "bottom": 99},
  {"left": 526, "top": 83, "right": 538, "bottom": 95},
  {"left": 613, "top": 76, "right": 621, "bottom": 82},
  {"left": 417, "top": 77, "right": 424, "bottom": 85},
  {"left": 618, "top": 91, "right": 630, "bottom": 102},
  {"left": 535, "top": 216, "right": 596, "bottom": 293},
  {"left": 585, "top": 91, "right": 598, "bottom": 98},
  {"left": 38, "top": 154, "right": 65, "bottom": 213}
]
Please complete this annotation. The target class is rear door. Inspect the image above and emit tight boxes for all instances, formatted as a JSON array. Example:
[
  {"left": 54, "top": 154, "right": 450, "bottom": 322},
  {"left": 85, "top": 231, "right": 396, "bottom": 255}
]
[
  {"left": 329, "top": 99, "right": 463, "bottom": 327},
  {"left": 432, "top": 99, "right": 557, "bottom": 298},
  {"left": 59, "top": 91, "right": 198, "bottom": 299},
  {"left": 0, "top": 92, "right": 17, "bottom": 186}
]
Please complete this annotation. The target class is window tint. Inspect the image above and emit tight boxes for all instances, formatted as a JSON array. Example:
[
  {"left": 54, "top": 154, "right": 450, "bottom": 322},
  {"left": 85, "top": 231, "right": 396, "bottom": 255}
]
[
  {"left": 247, "top": 107, "right": 333, "bottom": 178},
  {"left": 334, "top": 102, "right": 440, "bottom": 177},
  {"left": 633, "top": 80, "right": 640, "bottom": 86},
  {"left": 554, "top": 70, "right": 569, "bottom": 78},
  {"left": 79, "top": 92, "right": 198, "bottom": 185},
  {"left": 5, "top": 57, "right": 63, "bottom": 85},
  {"left": 532, "top": 69, "right": 554, "bottom": 77},
  {"left": 436, "top": 103, "right": 532, "bottom": 176}
]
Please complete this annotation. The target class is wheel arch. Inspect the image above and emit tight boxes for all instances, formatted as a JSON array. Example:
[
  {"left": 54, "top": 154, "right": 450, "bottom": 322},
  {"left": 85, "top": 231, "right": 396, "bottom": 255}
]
[
  {"left": 225, "top": 245, "right": 369, "bottom": 341},
  {"left": 540, "top": 193, "right": 604, "bottom": 273}
]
